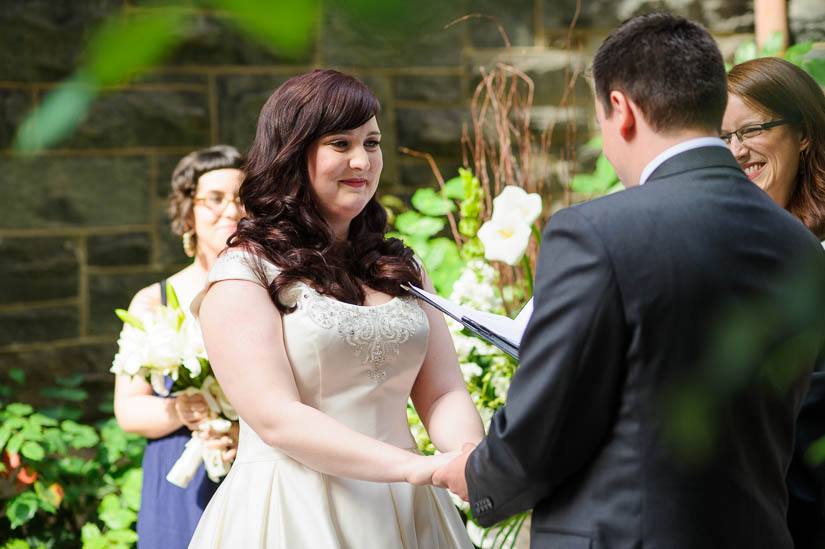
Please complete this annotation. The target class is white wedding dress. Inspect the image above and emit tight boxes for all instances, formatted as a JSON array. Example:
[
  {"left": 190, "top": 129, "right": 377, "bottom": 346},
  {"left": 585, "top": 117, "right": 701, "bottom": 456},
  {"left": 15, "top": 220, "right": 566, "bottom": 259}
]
[{"left": 188, "top": 249, "right": 472, "bottom": 548}]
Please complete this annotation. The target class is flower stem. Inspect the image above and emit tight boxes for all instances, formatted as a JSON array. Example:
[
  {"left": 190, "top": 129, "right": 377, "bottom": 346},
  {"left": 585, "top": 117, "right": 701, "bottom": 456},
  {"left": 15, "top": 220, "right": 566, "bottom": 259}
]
[{"left": 521, "top": 254, "right": 533, "bottom": 299}]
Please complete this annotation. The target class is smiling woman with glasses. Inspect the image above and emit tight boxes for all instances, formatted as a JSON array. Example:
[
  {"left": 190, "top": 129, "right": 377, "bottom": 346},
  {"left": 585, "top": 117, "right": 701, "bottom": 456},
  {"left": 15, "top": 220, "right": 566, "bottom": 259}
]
[
  {"left": 723, "top": 57, "right": 825, "bottom": 238},
  {"left": 112, "top": 145, "right": 245, "bottom": 549},
  {"left": 724, "top": 56, "right": 825, "bottom": 549}
]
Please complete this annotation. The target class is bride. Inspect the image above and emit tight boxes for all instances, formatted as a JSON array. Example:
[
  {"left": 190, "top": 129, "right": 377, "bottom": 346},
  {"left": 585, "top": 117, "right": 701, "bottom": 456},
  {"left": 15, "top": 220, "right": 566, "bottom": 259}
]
[{"left": 188, "top": 69, "right": 484, "bottom": 548}]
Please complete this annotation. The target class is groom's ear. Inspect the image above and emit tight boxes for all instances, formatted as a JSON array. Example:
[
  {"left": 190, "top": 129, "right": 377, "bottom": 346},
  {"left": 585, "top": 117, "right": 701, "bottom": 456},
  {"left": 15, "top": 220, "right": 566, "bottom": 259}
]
[{"left": 609, "top": 90, "right": 636, "bottom": 141}]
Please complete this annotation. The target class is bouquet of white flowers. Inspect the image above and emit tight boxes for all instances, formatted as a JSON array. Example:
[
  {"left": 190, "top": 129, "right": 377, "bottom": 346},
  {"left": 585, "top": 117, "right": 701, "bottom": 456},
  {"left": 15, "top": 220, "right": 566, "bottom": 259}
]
[{"left": 110, "top": 282, "right": 237, "bottom": 488}]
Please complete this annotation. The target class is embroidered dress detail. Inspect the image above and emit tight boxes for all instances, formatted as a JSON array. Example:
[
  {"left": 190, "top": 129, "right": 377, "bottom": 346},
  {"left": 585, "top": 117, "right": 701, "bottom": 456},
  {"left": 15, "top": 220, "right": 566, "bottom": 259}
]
[{"left": 299, "top": 285, "right": 426, "bottom": 383}]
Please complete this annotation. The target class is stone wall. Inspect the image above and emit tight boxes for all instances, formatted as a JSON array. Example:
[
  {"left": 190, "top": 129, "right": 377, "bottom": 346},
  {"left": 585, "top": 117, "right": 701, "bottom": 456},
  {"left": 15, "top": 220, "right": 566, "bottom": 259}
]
[{"left": 0, "top": 0, "right": 813, "bottom": 415}]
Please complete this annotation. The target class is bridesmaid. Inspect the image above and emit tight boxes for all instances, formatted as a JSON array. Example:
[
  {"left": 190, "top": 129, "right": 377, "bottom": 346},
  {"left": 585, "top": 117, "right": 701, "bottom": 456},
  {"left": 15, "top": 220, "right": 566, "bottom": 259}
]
[{"left": 112, "top": 146, "right": 244, "bottom": 548}]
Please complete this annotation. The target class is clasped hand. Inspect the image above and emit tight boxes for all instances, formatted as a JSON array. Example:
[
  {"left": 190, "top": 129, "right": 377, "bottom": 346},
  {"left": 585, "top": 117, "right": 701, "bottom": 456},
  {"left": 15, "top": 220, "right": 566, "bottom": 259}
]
[
  {"left": 410, "top": 442, "right": 476, "bottom": 502},
  {"left": 174, "top": 393, "right": 239, "bottom": 462}
]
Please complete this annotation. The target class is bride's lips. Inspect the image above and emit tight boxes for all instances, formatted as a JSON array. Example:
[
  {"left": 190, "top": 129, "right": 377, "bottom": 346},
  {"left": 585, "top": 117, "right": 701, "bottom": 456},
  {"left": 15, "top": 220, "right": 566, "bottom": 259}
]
[
  {"left": 741, "top": 162, "right": 765, "bottom": 180},
  {"left": 340, "top": 178, "right": 368, "bottom": 187}
]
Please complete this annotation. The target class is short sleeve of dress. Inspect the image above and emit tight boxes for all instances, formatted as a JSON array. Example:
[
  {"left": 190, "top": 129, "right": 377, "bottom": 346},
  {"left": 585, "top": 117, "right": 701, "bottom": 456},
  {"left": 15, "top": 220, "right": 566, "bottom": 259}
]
[{"left": 190, "top": 248, "right": 280, "bottom": 317}]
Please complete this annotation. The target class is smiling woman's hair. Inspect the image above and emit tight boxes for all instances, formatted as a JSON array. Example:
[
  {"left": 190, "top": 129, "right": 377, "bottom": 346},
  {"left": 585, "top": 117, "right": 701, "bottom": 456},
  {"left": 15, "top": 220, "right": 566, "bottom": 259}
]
[
  {"left": 728, "top": 57, "right": 825, "bottom": 239},
  {"left": 228, "top": 69, "right": 421, "bottom": 312}
]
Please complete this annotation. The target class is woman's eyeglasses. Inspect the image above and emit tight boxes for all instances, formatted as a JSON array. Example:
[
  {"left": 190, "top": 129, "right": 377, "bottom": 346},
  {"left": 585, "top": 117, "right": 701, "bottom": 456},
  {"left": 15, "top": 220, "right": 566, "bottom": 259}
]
[
  {"left": 193, "top": 192, "right": 242, "bottom": 213},
  {"left": 720, "top": 119, "right": 796, "bottom": 145}
]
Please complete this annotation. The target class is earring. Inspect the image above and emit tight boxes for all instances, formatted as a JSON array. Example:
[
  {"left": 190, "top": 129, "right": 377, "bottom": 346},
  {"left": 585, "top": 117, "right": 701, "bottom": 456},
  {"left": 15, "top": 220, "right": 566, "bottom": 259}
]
[{"left": 182, "top": 231, "right": 196, "bottom": 257}]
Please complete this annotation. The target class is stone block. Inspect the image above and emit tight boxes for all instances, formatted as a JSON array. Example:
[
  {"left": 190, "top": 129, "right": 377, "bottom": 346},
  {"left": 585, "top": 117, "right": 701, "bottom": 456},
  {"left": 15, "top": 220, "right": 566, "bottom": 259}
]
[
  {"left": 790, "top": 0, "right": 825, "bottom": 43},
  {"left": 0, "top": 342, "right": 119, "bottom": 421},
  {"left": 0, "top": 237, "right": 79, "bottom": 305},
  {"left": 542, "top": 0, "right": 753, "bottom": 33},
  {"left": 466, "top": 0, "right": 536, "bottom": 48},
  {"left": 396, "top": 107, "right": 471, "bottom": 158},
  {"left": 168, "top": 13, "right": 314, "bottom": 66},
  {"left": 88, "top": 271, "right": 171, "bottom": 336},
  {"left": 216, "top": 73, "right": 295, "bottom": 152},
  {"left": 394, "top": 75, "right": 463, "bottom": 103},
  {"left": 154, "top": 201, "right": 191, "bottom": 268},
  {"left": 58, "top": 89, "right": 210, "bottom": 149},
  {"left": 87, "top": 232, "right": 152, "bottom": 267},
  {"left": 0, "top": 305, "right": 78, "bottom": 346},
  {"left": 0, "top": 89, "right": 32, "bottom": 150},
  {"left": 321, "top": 1, "right": 465, "bottom": 68},
  {"left": 1, "top": 156, "right": 152, "bottom": 229},
  {"left": 0, "top": 0, "right": 120, "bottom": 82}
]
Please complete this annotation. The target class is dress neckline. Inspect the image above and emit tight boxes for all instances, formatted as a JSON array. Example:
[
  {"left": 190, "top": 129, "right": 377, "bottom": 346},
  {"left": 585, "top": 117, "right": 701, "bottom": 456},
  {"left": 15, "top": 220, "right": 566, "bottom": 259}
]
[{"left": 298, "top": 282, "right": 403, "bottom": 310}]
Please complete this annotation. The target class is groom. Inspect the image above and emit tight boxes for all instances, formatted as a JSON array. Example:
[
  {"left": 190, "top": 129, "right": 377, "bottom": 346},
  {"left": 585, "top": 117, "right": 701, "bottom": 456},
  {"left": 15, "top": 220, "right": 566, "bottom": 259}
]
[{"left": 434, "top": 13, "right": 825, "bottom": 548}]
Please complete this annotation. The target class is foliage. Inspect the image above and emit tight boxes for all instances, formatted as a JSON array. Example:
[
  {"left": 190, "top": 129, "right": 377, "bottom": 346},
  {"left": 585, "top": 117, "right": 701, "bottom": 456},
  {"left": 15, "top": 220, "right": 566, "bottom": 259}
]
[
  {"left": 0, "top": 370, "right": 144, "bottom": 548},
  {"left": 731, "top": 32, "right": 825, "bottom": 86}
]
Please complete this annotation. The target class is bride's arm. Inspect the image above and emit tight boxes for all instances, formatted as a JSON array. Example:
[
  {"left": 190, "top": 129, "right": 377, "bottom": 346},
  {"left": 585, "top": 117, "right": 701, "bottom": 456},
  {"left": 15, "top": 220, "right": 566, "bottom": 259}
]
[
  {"left": 198, "top": 278, "right": 454, "bottom": 484},
  {"left": 409, "top": 271, "right": 485, "bottom": 453}
]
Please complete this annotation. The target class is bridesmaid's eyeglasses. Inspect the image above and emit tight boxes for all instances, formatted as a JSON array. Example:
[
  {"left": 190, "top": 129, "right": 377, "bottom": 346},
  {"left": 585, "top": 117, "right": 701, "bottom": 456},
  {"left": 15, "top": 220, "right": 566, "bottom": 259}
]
[
  {"left": 193, "top": 192, "right": 242, "bottom": 213},
  {"left": 720, "top": 119, "right": 796, "bottom": 145}
]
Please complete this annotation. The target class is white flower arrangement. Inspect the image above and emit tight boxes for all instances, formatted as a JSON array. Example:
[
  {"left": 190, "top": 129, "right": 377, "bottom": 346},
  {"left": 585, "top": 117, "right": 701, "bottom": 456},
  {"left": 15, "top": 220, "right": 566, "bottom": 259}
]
[{"left": 110, "top": 282, "right": 236, "bottom": 487}]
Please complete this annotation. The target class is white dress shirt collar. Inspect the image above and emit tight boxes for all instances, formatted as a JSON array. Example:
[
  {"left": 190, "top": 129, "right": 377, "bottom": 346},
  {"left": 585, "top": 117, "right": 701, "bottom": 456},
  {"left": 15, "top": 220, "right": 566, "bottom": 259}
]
[{"left": 638, "top": 137, "right": 728, "bottom": 186}]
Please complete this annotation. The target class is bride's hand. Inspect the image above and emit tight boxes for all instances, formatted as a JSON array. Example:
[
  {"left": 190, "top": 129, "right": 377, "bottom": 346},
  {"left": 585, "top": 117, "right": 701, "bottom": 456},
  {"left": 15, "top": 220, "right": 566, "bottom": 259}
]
[{"left": 404, "top": 451, "right": 460, "bottom": 486}]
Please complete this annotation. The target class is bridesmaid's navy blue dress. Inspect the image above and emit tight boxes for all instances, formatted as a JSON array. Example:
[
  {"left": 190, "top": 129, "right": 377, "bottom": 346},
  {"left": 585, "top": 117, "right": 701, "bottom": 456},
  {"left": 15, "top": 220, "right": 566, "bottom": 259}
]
[{"left": 136, "top": 281, "right": 220, "bottom": 548}]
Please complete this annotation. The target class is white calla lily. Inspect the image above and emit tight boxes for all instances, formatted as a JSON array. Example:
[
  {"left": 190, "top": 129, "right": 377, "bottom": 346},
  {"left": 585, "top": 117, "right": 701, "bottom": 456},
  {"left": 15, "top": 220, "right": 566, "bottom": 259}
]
[
  {"left": 477, "top": 215, "right": 532, "bottom": 266},
  {"left": 492, "top": 185, "right": 542, "bottom": 226}
]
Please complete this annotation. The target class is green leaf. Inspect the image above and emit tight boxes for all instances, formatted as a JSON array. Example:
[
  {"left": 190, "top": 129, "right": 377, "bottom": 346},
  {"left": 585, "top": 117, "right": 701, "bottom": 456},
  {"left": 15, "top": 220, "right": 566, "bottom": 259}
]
[
  {"left": 40, "top": 405, "right": 83, "bottom": 421},
  {"left": 444, "top": 176, "right": 466, "bottom": 200},
  {"left": 104, "top": 529, "right": 139, "bottom": 543},
  {"left": 29, "top": 413, "right": 58, "bottom": 428},
  {"left": 411, "top": 187, "right": 456, "bottom": 216},
  {"left": 98, "top": 493, "right": 122, "bottom": 515},
  {"left": 214, "top": 0, "right": 320, "bottom": 57},
  {"left": 6, "top": 433, "right": 24, "bottom": 455},
  {"left": 394, "top": 211, "right": 445, "bottom": 238},
  {"left": 81, "top": 522, "right": 103, "bottom": 543},
  {"left": 166, "top": 280, "right": 181, "bottom": 311},
  {"left": 85, "top": 12, "right": 187, "bottom": 87},
  {"left": 41, "top": 387, "right": 88, "bottom": 402},
  {"left": 115, "top": 309, "right": 144, "bottom": 331},
  {"left": 59, "top": 456, "right": 87, "bottom": 475},
  {"left": 67, "top": 425, "right": 99, "bottom": 449},
  {"left": 3, "top": 417, "right": 27, "bottom": 431},
  {"left": 100, "top": 508, "right": 138, "bottom": 530},
  {"left": 584, "top": 136, "right": 603, "bottom": 149},
  {"left": 759, "top": 31, "right": 784, "bottom": 56},
  {"left": 55, "top": 373, "right": 85, "bottom": 388},
  {"left": 734, "top": 40, "right": 758, "bottom": 65},
  {"left": 803, "top": 59, "right": 825, "bottom": 87},
  {"left": 5, "top": 403, "right": 33, "bottom": 417},
  {"left": 13, "top": 76, "right": 97, "bottom": 151},
  {"left": 8, "top": 368, "right": 24, "bottom": 385},
  {"left": 20, "top": 441, "right": 44, "bottom": 461},
  {"left": 784, "top": 42, "right": 812, "bottom": 66},
  {"left": 97, "top": 401, "right": 115, "bottom": 414},
  {"left": 0, "top": 426, "right": 11, "bottom": 450},
  {"left": 7, "top": 492, "right": 39, "bottom": 529},
  {"left": 121, "top": 469, "right": 143, "bottom": 512},
  {"left": 2, "top": 539, "right": 31, "bottom": 549},
  {"left": 570, "top": 174, "right": 601, "bottom": 193},
  {"left": 594, "top": 153, "right": 616, "bottom": 183}
]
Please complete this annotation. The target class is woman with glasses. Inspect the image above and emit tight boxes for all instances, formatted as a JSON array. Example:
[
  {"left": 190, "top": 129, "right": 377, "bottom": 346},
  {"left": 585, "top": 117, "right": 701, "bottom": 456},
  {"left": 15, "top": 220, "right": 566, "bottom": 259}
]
[
  {"left": 722, "top": 56, "right": 825, "bottom": 237},
  {"left": 722, "top": 56, "right": 825, "bottom": 549},
  {"left": 113, "top": 145, "right": 244, "bottom": 549}
]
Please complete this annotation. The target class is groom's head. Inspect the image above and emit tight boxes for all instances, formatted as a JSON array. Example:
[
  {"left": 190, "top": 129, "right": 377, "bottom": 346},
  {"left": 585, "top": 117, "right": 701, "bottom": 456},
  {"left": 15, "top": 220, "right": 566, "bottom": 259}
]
[
  {"left": 590, "top": 14, "right": 727, "bottom": 185},
  {"left": 592, "top": 13, "right": 727, "bottom": 135}
]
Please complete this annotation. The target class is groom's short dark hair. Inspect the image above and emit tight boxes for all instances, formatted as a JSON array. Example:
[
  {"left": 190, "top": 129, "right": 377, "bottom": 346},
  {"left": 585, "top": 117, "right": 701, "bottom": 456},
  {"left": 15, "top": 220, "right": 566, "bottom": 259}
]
[{"left": 592, "top": 13, "right": 727, "bottom": 134}]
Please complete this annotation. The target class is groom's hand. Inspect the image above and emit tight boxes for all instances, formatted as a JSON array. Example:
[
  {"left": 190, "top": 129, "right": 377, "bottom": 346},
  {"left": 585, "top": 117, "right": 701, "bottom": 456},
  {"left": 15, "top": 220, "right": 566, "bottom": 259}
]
[{"left": 433, "top": 442, "right": 476, "bottom": 501}]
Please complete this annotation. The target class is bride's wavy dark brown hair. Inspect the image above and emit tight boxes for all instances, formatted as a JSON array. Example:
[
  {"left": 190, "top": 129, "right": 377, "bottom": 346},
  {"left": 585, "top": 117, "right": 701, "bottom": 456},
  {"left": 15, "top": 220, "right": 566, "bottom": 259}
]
[{"left": 229, "top": 69, "right": 422, "bottom": 312}]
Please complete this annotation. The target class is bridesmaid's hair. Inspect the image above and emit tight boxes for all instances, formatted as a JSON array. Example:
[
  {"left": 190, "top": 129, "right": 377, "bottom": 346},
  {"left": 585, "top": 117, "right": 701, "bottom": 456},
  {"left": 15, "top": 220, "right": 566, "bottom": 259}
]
[{"left": 229, "top": 69, "right": 422, "bottom": 312}]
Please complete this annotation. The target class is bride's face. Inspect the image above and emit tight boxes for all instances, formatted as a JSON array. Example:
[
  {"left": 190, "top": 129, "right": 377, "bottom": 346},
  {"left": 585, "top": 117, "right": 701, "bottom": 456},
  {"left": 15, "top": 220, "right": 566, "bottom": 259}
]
[{"left": 306, "top": 117, "right": 383, "bottom": 239}]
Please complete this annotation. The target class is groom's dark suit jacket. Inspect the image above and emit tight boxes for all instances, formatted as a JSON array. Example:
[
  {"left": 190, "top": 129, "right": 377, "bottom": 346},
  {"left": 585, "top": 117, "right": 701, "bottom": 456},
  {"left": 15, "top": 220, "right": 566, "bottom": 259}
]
[{"left": 466, "top": 146, "right": 825, "bottom": 548}]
